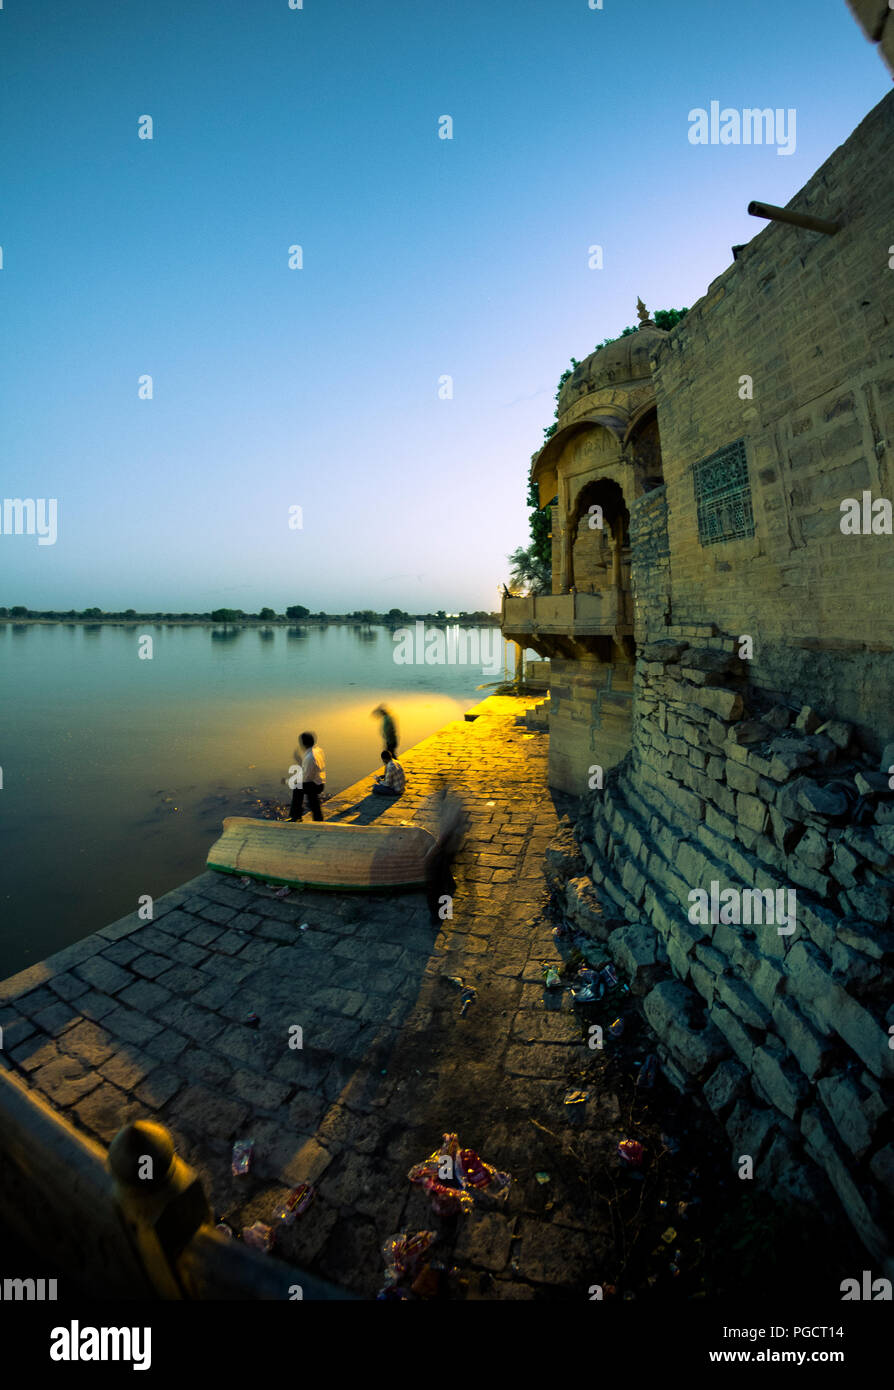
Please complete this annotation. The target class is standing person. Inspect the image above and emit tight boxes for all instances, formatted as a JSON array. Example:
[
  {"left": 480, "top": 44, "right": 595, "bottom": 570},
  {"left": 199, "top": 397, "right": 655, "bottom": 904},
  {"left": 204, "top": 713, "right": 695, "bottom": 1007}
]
[
  {"left": 289, "top": 731, "right": 326, "bottom": 822},
  {"left": 372, "top": 705, "right": 398, "bottom": 756},
  {"left": 423, "top": 786, "right": 468, "bottom": 927},
  {"left": 372, "top": 749, "right": 406, "bottom": 796}
]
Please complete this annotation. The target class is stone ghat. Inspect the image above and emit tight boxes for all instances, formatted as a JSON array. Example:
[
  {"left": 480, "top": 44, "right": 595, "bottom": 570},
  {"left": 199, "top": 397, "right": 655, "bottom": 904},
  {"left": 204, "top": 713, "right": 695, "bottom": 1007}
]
[
  {"left": 6, "top": 697, "right": 663, "bottom": 1298},
  {"left": 550, "top": 635, "right": 894, "bottom": 1275}
]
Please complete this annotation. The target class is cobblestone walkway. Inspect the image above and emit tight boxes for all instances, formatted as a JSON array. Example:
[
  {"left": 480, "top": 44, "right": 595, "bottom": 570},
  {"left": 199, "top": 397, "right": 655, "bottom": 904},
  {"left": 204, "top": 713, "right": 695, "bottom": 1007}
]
[{"left": 0, "top": 697, "right": 710, "bottom": 1299}]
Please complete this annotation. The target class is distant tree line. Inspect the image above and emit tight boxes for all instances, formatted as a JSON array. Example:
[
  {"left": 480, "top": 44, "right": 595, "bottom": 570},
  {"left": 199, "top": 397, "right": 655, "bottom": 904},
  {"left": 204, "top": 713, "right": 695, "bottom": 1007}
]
[{"left": 0, "top": 605, "right": 500, "bottom": 624}]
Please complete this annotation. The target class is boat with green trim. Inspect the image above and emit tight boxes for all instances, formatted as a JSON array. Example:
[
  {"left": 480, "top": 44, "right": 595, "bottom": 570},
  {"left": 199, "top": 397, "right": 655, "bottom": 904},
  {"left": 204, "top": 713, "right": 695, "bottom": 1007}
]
[{"left": 207, "top": 816, "right": 435, "bottom": 891}]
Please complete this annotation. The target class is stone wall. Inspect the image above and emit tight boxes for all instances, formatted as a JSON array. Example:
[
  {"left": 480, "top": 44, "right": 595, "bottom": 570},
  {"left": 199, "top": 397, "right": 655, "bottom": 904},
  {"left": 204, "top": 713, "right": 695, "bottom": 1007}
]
[
  {"left": 649, "top": 89, "right": 894, "bottom": 751},
  {"left": 547, "top": 655, "right": 633, "bottom": 795},
  {"left": 533, "top": 61, "right": 894, "bottom": 1282},
  {"left": 551, "top": 632, "right": 894, "bottom": 1273},
  {"left": 572, "top": 515, "right": 612, "bottom": 594},
  {"left": 630, "top": 485, "right": 671, "bottom": 634}
]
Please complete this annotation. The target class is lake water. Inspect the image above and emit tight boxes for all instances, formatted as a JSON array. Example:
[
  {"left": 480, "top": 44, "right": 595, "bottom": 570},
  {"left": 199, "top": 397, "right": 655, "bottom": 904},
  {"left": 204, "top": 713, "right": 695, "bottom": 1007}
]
[{"left": 0, "top": 622, "right": 517, "bottom": 980}]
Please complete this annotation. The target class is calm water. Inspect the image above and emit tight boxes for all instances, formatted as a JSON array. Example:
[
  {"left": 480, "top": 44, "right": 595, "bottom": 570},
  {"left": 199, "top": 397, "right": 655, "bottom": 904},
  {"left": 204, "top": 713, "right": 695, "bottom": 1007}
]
[{"left": 0, "top": 622, "right": 516, "bottom": 979}]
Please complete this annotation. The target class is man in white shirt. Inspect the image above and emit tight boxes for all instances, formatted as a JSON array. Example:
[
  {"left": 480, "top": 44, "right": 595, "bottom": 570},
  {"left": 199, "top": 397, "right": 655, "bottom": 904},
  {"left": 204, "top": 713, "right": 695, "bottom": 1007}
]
[
  {"left": 372, "top": 749, "right": 405, "bottom": 796},
  {"left": 289, "top": 731, "right": 326, "bottom": 821}
]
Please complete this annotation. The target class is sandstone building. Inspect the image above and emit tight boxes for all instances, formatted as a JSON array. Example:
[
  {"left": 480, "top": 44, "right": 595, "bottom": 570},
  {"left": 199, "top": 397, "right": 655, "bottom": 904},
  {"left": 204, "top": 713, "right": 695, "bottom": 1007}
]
[{"left": 504, "top": 89, "right": 894, "bottom": 1273}]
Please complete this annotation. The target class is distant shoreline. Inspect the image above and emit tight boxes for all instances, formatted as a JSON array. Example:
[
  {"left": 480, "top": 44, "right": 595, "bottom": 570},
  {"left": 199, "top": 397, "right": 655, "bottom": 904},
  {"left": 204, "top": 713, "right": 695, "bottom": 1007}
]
[{"left": 1, "top": 615, "right": 502, "bottom": 628}]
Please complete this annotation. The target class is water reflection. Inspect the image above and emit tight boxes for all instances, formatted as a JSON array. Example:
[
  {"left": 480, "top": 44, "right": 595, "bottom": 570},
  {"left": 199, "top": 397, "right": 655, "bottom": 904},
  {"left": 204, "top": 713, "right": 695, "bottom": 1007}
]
[{"left": 0, "top": 623, "right": 506, "bottom": 978}]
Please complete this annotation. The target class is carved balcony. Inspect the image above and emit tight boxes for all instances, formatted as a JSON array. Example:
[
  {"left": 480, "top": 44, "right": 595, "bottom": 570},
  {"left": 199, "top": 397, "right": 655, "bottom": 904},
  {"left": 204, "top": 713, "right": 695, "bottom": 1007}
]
[{"left": 501, "top": 589, "right": 633, "bottom": 659}]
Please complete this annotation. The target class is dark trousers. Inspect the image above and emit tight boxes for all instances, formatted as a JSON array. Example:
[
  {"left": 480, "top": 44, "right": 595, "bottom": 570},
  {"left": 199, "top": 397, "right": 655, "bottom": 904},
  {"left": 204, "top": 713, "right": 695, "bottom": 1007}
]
[{"left": 290, "top": 782, "right": 323, "bottom": 821}]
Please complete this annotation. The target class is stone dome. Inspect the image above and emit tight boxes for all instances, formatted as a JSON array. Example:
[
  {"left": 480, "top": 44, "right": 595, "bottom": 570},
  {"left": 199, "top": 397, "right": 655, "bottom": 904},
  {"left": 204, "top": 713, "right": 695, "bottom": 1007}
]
[{"left": 557, "top": 320, "right": 669, "bottom": 417}]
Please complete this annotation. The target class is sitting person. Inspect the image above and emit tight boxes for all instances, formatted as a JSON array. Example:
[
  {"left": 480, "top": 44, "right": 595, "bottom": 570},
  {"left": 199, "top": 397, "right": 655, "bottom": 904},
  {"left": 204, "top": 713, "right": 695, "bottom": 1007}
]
[{"left": 372, "top": 749, "right": 405, "bottom": 796}]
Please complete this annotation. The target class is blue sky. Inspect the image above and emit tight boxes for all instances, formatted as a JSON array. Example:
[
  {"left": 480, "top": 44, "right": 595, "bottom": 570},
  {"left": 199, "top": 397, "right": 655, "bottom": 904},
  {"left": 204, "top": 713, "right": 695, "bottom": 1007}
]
[{"left": 0, "top": 0, "right": 888, "bottom": 613}]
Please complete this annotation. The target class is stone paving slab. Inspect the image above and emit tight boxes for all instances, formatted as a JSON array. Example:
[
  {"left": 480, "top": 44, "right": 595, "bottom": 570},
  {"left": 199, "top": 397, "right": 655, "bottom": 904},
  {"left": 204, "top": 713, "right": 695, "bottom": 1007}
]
[{"left": 0, "top": 697, "right": 722, "bottom": 1299}]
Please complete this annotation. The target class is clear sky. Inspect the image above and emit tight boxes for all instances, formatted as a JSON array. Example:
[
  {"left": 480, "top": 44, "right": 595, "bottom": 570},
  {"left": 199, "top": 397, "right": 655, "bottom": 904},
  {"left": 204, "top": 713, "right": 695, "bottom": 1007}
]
[{"left": 0, "top": 0, "right": 888, "bottom": 614}]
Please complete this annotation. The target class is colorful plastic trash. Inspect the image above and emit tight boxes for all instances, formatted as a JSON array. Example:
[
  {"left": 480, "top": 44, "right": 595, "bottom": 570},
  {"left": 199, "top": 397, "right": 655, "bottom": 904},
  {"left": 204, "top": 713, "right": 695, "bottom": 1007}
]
[
  {"left": 242, "top": 1222, "right": 274, "bottom": 1253},
  {"left": 231, "top": 1140, "right": 254, "bottom": 1176},
  {"left": 617, "top": 1139, "right": 644, "bottom": 1166}
]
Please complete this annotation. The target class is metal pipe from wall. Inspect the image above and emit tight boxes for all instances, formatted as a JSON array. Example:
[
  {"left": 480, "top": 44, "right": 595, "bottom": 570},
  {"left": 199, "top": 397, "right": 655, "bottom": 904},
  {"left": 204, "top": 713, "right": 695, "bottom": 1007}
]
[{"left": 747, "top": 200, "right": 841, "bottom": 235}]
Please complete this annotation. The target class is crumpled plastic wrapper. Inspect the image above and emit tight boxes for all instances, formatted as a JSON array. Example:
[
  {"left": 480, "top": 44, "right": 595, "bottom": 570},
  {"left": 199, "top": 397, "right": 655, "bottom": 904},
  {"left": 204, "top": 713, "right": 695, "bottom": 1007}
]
[
  {"left": 231, "top": 1140, "right": 254, "bottom": 1176},
  {"left": 377, "top": 1231, "right": 437, "bottom": 1298},
  {"left": 414, "top": 1173, "right": 474, "bottom": 1217},
  {"left": 382, "top": 1230, "right": 436, "bottom": 1281},
  {"left": 408, "top": 1132, "right": 511, "bottom": 1214},
  {"left": 617, "top": 1138, "right": 645, "bottom": 1167},
  {"left": 276, "top": 1184, "right": 315, "bottom": 1225},
  {"left": 242, "top": 1221, "right": 274, "bottom": 1253}
]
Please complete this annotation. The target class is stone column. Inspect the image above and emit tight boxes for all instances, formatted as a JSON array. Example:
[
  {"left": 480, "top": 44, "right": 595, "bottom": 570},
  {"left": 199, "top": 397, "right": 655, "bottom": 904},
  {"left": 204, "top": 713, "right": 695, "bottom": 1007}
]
[
  {"left": 108, "top": 1121, "right": 211, "bottom": 1298},
  {"left": 559, "top": 479, "right": 574, "bottom": 593}
]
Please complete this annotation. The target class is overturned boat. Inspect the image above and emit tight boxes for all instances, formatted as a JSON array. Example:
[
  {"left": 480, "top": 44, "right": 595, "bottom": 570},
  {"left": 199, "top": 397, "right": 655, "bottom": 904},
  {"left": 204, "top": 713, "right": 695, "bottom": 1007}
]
[{"left": 206, "top": 816, "right": 435, "bottom": 891}]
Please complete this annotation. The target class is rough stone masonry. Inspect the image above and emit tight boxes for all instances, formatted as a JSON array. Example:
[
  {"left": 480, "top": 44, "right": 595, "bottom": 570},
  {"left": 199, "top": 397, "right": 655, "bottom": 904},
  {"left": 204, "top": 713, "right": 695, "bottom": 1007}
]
[{"left": 549, "top": 631, "right": 894, "bottom": 1277}]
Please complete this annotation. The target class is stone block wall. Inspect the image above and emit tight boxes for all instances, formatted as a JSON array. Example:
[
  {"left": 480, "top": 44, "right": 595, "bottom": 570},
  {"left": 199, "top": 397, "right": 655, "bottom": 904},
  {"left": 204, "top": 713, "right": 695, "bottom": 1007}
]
[
  {"left": 630, "top": 485, "right": 671, "bottom": 633},
  {"left": 547, "top": 656, "right": 633, "bottom": 795},
  {"left": 649, "top": 90, "right": 894, "bottom": 750},
  {"left": 536, "top": 55, "right": 894, "bottom": 1281},
  {"left": 554, "top": 633, "right": 894, "bottom": 1272},
  {"left": 572, "top": 515, "right": 612, "bottom": 593}
]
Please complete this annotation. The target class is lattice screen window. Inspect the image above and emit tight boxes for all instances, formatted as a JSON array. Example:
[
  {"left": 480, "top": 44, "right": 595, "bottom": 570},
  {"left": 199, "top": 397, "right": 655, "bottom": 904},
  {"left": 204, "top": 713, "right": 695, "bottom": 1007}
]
[{"left": 693, "top": 439, "right": 755, "bottom": 544}]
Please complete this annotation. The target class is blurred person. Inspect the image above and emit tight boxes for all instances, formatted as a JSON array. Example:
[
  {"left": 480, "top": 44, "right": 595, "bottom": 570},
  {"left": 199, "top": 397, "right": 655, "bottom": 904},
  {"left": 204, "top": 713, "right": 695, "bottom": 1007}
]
[
  {"left": 423, "top": 786, "right": 469, "bottom": 927},
  {"left": 372, "top": 704, "right": 398, "bottom": 756}
]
